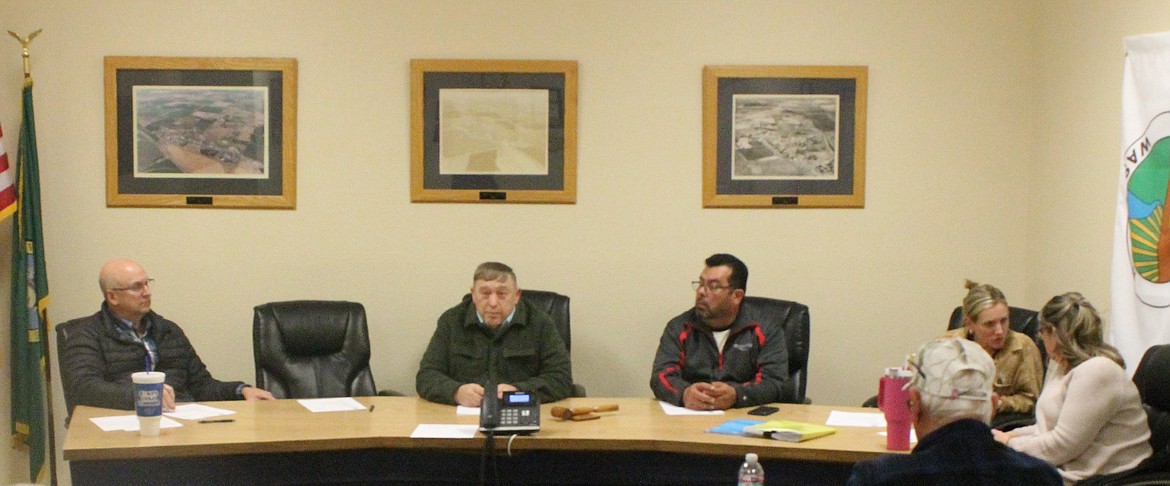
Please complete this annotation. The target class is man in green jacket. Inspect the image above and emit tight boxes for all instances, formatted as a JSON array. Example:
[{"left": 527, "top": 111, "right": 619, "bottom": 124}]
[{"left": 416, "top": 262, "right": 572, "bottom": 406}]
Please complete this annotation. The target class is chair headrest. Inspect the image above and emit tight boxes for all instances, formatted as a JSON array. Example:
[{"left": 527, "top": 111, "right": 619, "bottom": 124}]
[
  {"left": 278, "top": 317, "right": 346, "bottom": 356},
  {"left": 259, "top": 301, "right": 360, "bottom": 357},
  {"left": 741, "top": 296, "right": 808, "bottom": 367},
  {"left": 1136, "top": 344, "right": 1170, "bottom": 412},
  {"left": 947, "top": 306, "right": 1038, "bottom": 335}
]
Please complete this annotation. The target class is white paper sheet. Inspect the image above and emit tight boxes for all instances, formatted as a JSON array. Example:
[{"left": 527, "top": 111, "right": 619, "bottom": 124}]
[
  {"left": 658, "top": 401, "right": 725, "bottom": 416},
  {"left": 296, "top": 397, "right": 367, "bottom": 412},
  {"left": 164, "top": 403, "right": 236, "bottom": 421},
  {"left": 456, "top": 405, "right": 480, "bottom": 416},
  {"left": 410, "top": 424, "right": 479, "bottom": 438},
  {"left": 90, "top": 415, "right": 183, "bottom": 432},
  {"left": 825, "top": 410, "right": 887, "bottom": 427}
]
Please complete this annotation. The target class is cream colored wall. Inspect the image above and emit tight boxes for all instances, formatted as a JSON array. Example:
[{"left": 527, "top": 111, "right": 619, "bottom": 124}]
[
  {"left": 0, "top": 0, "right": 1151, "bottom": 483},
  {"left": 1026, "top": 3, "right": 1170, "bottom": 322}
]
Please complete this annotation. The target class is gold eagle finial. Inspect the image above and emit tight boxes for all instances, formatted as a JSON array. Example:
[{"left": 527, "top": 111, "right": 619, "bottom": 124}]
[
  {"left": 7, "top": 29, "right": 43, "bottom": 78},
  {"left": 7, "top": 29, "right": 42, "bottom": 49}
]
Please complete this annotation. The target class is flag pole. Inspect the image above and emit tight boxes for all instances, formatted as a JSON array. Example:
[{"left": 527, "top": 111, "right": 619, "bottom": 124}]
[{"left": 7, "top": 28, "right": 57, "bottom": 486}]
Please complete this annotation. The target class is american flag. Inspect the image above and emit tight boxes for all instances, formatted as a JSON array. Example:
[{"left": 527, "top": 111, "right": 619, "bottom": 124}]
[{"left": 0, "top": 122, "right": 16, "bottom": 220}]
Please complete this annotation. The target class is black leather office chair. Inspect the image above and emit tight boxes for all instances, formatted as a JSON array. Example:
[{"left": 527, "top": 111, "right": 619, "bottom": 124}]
[
  {"left": 461, "top": 289, "right": 585, "bottom": 397},
  {"left": 55, "top": 318, "right": 87, "bottom": 425},
  {"left": 253, "top": 300, "right": 394, "bottom": 399},
  {"left": 741, "top": 296, "right": 810, "bottom": 404},
  {"left": 1079, "top": 344, "right": 1170, "bottom": 486},
  {"left": 1135, "top": 344, "right": 1170, "bottom": 454}
]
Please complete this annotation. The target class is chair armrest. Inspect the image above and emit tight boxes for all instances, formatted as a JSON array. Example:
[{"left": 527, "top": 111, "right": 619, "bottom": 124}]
[{"left": 991, "top": 412, "right": 1035, "bottom": 432}]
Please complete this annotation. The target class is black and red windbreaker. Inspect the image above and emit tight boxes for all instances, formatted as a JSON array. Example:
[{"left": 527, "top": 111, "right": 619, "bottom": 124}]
[{"left": 650, "top": 302, "right": 788, "bottom": 408}]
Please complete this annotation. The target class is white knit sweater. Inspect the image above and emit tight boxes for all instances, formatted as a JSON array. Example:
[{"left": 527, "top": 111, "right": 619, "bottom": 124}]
[{"left": 1008, "top": 356, "right": 1152, "bottom": 484}]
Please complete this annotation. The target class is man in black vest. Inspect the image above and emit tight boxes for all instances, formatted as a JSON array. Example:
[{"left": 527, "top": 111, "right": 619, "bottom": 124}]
[{"left": 61, "top": 258, "right": 273, "bottom": 413}]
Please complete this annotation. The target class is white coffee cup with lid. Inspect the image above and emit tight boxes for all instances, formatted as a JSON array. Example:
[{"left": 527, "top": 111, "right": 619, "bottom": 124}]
[{"left": 131, "top": 371, "right": 165, "bottom": 436}]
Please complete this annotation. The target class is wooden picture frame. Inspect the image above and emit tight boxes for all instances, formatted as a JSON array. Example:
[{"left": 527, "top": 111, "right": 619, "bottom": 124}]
[
  {"left": 105, "top": 56, "right": 297, "bottom": 209},
  {"left": 703, "top": 65, "right": 867, "bottom": 208},
  {"left": 411, "top": 59, "right": 577, "bottom": 204}
]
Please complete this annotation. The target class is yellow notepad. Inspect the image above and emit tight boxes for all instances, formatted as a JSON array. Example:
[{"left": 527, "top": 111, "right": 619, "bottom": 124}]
[{"left": 743, "top": 420, "right": 836, "bottom": 442}]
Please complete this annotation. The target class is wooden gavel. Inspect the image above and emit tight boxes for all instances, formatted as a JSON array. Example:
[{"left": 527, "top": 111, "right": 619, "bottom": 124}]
[{"left": 549, "top": 404, "right": 620, "bottom": 421}]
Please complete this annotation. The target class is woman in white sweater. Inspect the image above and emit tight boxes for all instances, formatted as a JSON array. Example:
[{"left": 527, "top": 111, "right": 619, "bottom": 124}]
[{"left": 993, "top": 293, "right": 1151, "bottom": 484}]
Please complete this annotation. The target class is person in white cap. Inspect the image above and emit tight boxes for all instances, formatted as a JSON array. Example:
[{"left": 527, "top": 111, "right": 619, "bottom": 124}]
[{"left": 847, "top": 338, "right": 1061, "bottom": 485}]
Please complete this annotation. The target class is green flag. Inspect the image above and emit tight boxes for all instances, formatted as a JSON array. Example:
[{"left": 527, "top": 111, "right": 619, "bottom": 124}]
[{"left": 10, "top": 77, "right": 50, "bottom": 482}]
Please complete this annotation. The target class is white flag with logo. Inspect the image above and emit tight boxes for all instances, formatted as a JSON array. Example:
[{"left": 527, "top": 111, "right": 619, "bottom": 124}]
[{"left": 1111, "top": 31, "right": 1170, "bottom": 372}]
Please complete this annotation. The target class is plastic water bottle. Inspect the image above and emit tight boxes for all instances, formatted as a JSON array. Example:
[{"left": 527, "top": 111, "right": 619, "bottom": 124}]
[{"left": 738, "top": 452, "right": 764, "bottom": 486}]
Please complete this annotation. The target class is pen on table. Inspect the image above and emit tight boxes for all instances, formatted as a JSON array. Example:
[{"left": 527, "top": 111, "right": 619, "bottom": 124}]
[{"left": 198, "top": 419, "right": 234, "bottom": 424}]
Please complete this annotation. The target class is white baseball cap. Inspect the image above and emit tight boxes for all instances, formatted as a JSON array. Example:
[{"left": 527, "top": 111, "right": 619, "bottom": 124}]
[{"left": 907, "top": 338, "right": 994, "bottom": 401}]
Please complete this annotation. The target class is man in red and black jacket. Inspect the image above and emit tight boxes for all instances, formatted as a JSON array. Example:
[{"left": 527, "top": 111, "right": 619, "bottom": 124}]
[{"left": 650, "top": 254, "right": 788, "bottom": 410}]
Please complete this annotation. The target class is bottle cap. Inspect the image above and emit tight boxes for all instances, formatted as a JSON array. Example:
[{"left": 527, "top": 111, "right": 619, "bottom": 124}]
[
  {"left": 745, "top": 453, "right": 758, "bottom": 463},
  {"left": 884, "top": 367, "right": 913, "bottom": 379}
]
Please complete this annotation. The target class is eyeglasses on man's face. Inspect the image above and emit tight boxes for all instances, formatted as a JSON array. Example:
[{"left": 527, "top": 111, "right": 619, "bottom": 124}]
[
  {"left": 691, "top": 280, "right": 732, "bottom": 293},
  {"left": 111, "top": 278, "right": 154, "bottom": 293}
]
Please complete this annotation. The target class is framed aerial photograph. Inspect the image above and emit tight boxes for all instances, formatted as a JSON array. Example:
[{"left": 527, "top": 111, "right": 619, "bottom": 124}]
[
  {"left": 703, "top": 65, "right": 867, "bottom": 208},
  {"left": 411, "top": 59, "right": 577, "bottom": 204},
  {"left": 104, "top": 56, "right": 297, "bottom": 209}
]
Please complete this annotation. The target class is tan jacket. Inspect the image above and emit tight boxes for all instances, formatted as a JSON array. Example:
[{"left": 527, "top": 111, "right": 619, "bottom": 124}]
[{"left": 941, "top": 328, "right": 1043, "bottom": 414}]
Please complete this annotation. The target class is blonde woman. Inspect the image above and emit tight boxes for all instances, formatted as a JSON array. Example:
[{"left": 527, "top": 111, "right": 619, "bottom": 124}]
[
  {"left": 994, "top": 293, "right": 1151, "bottom": 484},
  {"left": 941, "top": 280, "right": 1043, "bottom": 424}
]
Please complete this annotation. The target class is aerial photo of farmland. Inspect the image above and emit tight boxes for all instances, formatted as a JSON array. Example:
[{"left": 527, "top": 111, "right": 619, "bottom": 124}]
[
  {"left": 732, "top": 94, "right": 838, "bottom": 180},
  {"left": 439, "top": 88, "right": 549, "bottom": 175},
  {"left": 133, "top": 86, "right": 268, "bottom": 178}
]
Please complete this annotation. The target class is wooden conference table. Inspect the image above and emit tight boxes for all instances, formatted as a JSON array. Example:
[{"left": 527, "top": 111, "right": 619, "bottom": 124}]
[{"left": 63, "top": 397, "right": 900, "bottom": 485}]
